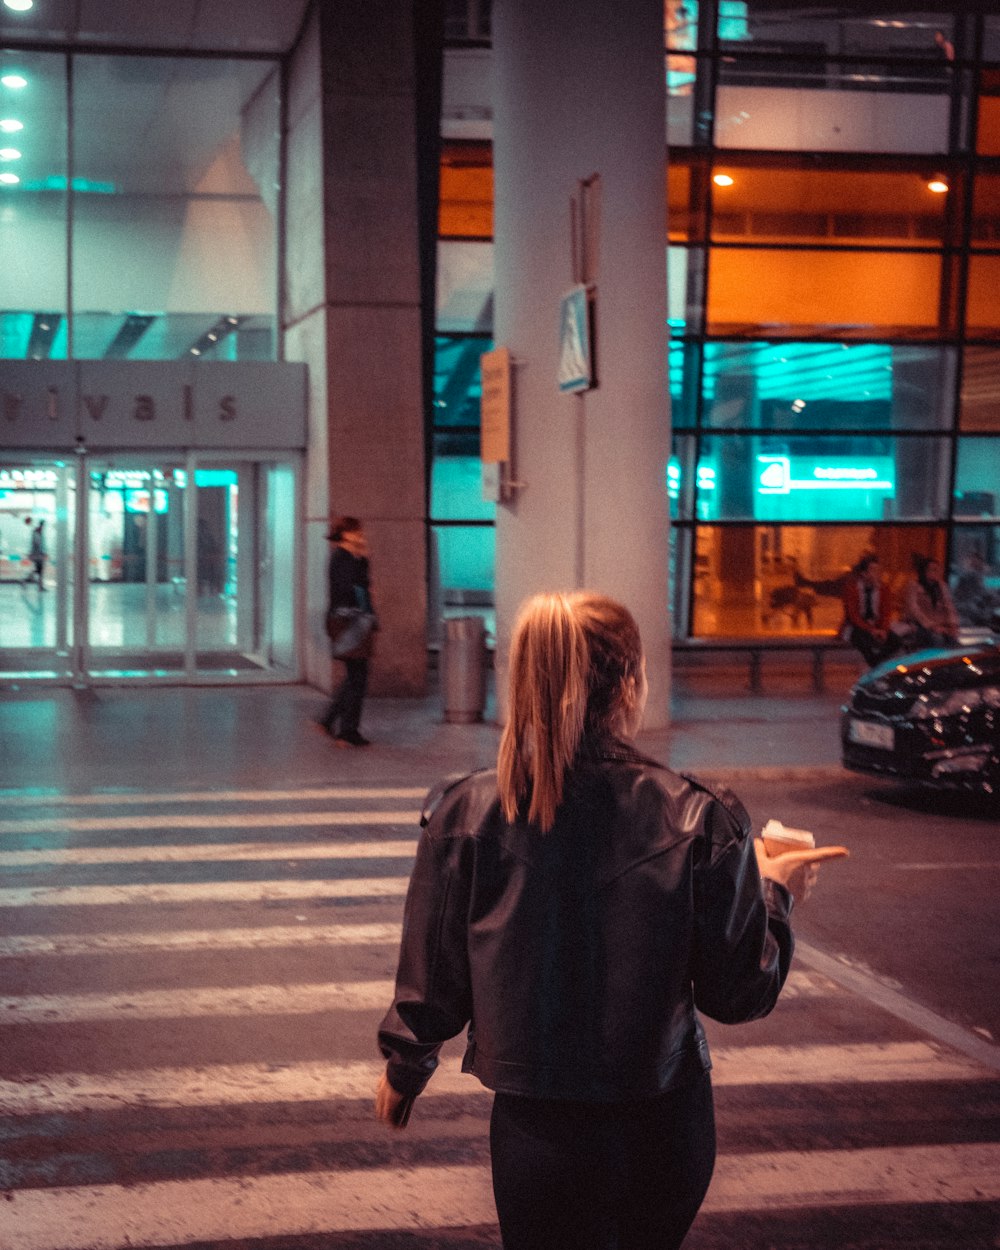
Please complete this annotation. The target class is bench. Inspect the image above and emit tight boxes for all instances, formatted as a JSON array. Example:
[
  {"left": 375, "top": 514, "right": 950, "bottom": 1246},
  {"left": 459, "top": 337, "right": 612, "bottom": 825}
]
[{"left": 673, "top": 635, "right": 854, "bottom": 693}]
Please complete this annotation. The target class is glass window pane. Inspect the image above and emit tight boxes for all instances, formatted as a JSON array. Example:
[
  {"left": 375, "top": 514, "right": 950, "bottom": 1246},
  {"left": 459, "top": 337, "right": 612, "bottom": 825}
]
[
  {"left": 691, "top": 521, "right": 948, "bottom": 638},
  {"left": 949, "top": 532, "right": 1000, "bottom": 628},
  {"left": 669, "top": 434, "right": 696, "bottom": 520},
  {"left": 971, "top": 170, "right": 1000, "bottom": 245},
  {"left": 702, "top": 341, "right": 955, "bottom": 430},
  {"left": 439, "top": 142, "right": 493, "bottom": 238},
  {"left": 437, "top": 241, "right": 494, "bottom": 332},
  {"left": 667, "top": 245, "right": 703, "bottom": 333},
  {"left": 715, "top": 62, "right": 952, "bottom": 154},
  {"left": 431, "top": 432, "right": 495, "bottom": 521},
  {"left": 71, "top": 55, "right": 278, "bottom": 362},
  {"left": 707, "top": 247, "right": 945, "bottom": 337},
  {"left": 669, "top": 339, "right": 699, "bottom": 429},
  {"left": 0, "top": 50, "right": 67, "bottom": 361},
  {"left": 435, "top": 334, "right": 492, "bottom": 426},
  {"left": 977, "top": 69, "right": 1000, "bottom": 155},
  {"left": 696, "top": 434, "right": 951, "bottom": 521},
  {"left": 709, "top": 162, "right": 957, "bottom": 247},
  {"left": 986, "top": 19, "right": 1000, "bottom": 66},
  {"left": 668, "top": 159, "right": 702, "bottom": 244},
  {"left": 961, "top": 347, "right": 1000, "bottom": 431},
  {"left": 967, "top": 255, "right": 1000, "bottom": 335},
  {"left": 954, "top": 439, "right": 1000, "bottom": 519},
  {"left": 432, "top": 523, "right": 495, "bottom": 596},
  {"left": 719, "top": 7, "right": 954, "bottom": 57}
]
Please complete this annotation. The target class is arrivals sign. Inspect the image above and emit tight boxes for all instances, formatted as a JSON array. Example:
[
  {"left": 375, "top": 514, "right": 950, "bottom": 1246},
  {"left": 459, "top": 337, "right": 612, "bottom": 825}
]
[{"left": 0, "top": 360, "right": 307, "bottom": 451}]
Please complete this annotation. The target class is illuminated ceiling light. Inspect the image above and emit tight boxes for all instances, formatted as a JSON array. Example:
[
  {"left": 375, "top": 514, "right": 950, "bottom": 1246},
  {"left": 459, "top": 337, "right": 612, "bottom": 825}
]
[
  {"left": 791, "top": 399, "right": 806, "bottom": 412},
  {"left": 927, "top": 176, "right": 949, "bottom": 193},
  {"left": 0, "top": 170, "right": 19, "bottom": 184},
  {"left": 713, "top": 173, "right": 734, "bottom": 187},
  {"left": 0, "top": 147, "right": 21, "bottom": 160},
  {"left": 3, "top": 0, "right": 34, "bottom": 10},
  {"left": 0, "top": 118, "right": 23, "bottom": 132},
  {"left": 1, "top": 74, "right": 28, "bottom": 89}
]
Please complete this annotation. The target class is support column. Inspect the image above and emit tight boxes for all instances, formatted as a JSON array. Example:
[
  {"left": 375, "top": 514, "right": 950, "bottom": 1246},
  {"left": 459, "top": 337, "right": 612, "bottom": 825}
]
[
  {"left": 491, "top": 0, "right": 672, "bottom": 726},
  {"left": 284, "top": 0, "right": 434, "bottom": 696}
]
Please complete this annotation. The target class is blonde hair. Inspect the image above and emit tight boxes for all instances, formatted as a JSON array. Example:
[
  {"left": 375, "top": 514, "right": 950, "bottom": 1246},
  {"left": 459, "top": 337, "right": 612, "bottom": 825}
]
[{"left": 497, "top": 592, "right": 643, "bottom": 832}]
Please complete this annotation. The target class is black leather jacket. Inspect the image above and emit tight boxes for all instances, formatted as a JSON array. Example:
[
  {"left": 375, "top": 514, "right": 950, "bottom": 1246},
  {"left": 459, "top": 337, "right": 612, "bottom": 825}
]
[{"left": 378, "top": 738, "right": 794, "bottom": 1102}]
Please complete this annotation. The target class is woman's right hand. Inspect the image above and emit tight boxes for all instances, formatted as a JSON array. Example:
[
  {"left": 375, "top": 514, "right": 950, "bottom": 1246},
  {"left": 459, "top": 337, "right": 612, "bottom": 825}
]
[{"left": 754, "top": 842, "right": 847, "bottom": 905}]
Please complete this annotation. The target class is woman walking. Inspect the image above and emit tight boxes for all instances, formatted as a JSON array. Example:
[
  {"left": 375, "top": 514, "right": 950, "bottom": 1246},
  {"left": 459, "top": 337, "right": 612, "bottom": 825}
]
[
  {"left": 318, "top": 516, "right": 375, "bottom": 747},
  {"left": 376, "top": 591, "right": 828, "bottom": 1249}
]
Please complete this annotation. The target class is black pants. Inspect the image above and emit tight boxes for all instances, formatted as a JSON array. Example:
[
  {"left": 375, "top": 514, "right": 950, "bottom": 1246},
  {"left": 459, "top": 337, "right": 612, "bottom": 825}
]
[
  {"left": 489, "top": 1072, "right": 716, "bottom": 1250},
  {"left": 322, "top": 658, "right": 368, "bottom": 734},
  {"left": 849, "top": 625, "right": 895, "bottom": 667}
]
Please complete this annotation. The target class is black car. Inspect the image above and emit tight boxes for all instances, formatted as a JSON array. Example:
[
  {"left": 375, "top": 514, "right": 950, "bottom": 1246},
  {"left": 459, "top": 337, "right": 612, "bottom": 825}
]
[{"left": 841, "top": 620, "right": 1000, "bottom": 797}]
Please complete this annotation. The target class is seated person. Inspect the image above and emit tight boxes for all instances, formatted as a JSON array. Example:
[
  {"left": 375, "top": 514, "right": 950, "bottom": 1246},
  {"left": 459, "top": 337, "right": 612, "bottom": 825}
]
[
  {"left": 896, "top": 555, "right": 959, "bottom": 651},
  {"left": 952, "top": 552, "right": 1000, "bottom": 628},
  {"left": 840, "top": 554, "right": 895, "bottom": 667}
]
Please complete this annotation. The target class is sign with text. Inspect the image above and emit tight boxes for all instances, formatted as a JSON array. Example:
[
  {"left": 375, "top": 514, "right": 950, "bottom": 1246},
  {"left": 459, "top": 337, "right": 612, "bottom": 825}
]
[
  {"left": 479, "top": 347, "right": 511, "bottom": 464},
  {"left": 0, "top": 360, "right": 307, "bottom": 451}
]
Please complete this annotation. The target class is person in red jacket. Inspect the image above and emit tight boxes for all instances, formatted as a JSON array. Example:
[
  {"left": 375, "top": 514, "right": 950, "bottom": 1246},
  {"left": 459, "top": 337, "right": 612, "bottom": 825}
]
[{"left": 841, "top": 553, "right": 896, "bottom": 667}]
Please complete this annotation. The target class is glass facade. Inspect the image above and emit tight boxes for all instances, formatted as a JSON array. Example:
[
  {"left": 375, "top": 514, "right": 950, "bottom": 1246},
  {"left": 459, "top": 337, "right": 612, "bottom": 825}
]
[
  {"left": 1, "top": 49, "right": 279, "bottom": 362},
  {"left": 0, "top": 45, "right": 294, "bottom": 685},
  {"left": 436, "top": 4, "right": 1000, "bottom": 640}
]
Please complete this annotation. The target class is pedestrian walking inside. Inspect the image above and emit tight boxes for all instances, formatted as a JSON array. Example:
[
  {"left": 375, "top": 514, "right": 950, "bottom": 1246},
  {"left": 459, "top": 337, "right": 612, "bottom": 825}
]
[
  {"left": 25, "top": 518, "right": 47, "bottom": 590},
  {"left": 376, "top": 591, "right": 834, "bottom": 1250}
]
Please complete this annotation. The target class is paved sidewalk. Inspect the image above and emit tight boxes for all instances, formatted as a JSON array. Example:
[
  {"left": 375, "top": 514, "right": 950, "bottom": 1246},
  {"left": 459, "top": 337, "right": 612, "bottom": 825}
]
[{"left": 0, "top": 659, "right": 856, "bottom": 796}]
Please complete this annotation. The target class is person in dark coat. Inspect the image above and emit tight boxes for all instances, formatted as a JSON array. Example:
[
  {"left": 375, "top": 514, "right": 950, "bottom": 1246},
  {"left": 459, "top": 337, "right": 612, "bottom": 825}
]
[
  {"left": 318, "top": 516, "right": 375, "bottom": 747},
  {"left": 376, "top": 592, "right": 835, "bottom": 1249}
]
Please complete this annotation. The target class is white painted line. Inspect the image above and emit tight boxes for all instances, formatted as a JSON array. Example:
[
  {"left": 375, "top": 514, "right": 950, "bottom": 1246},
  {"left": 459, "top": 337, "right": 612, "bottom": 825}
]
[
  {"left": 0, "top": 786, "right": 428, "bottom": 807},
  {"left": 2, "top": 1043, "right": 992, "bottom": 1117},
  {"left": 0, "top": 810, "right": 420, "bottom": 835},
  {"left": 2, "top": 980, "right": 395, "bottom": 1024},
  {"left": 6, "top": 1144, "right": 1000, "bottom": 1249},
  {"left": 0, "top": 877, "right": 411, "bottom": 908},
  {"left": 0, "top": 840, "right": 418, "bottom": 867},
  {"left": 796, "top": 939, "right": 1000, "bottom": 1075},
  {"left": 0, "top": 921, "right": 404, "bottom": 957}
]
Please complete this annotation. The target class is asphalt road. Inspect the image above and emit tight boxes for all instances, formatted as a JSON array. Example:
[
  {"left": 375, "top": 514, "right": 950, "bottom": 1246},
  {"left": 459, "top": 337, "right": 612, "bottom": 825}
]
[
  {"left": 708, "top": 767, "right": 1000, "bottom": 1044},
  {"left": 1, "top": 684, "right": 999, "bottom": 1248}
]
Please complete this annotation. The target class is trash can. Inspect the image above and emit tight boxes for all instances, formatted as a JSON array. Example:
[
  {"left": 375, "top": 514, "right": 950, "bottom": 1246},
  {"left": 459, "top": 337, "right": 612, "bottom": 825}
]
[{"left": 442, "top": 615, "right": 487, "bottom": 723}]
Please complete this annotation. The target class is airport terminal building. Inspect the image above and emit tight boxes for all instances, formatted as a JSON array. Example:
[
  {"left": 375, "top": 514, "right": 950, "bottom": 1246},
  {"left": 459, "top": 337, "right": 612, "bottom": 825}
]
[{"left": 1, "top": 1, "right": 998, "bottom": 720}]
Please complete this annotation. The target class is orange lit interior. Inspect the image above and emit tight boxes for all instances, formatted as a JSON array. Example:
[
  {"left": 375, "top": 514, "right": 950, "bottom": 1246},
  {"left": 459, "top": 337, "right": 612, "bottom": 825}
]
[
  {"left": 439, "top": 142, "right": 493, "bottom": 238},
  {"left": 692, "top": 526, "right": 948, "bottom": 637},
  {"left": 707, "top": 248, "right": 944, "bottom": 336}
]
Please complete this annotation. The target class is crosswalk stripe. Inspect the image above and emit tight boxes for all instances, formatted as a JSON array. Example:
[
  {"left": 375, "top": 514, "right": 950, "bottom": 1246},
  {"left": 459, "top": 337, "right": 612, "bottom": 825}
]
[
  {"left": 0, "top": 972, "right": 844, "bottom": 1024},
  {"left": 0, "top": 921, "right": 405, "bottom": 956},
  {"left": 1, "top": 980, "right": 395, "bottom": 1023},
  {"left": 0, "top": 877, "right": 411, "bottom": 908},
  {"left": 0, "top": 840, "right": 419, "bottom": 867},
  {"left": 0, "top": 786, "right": 428, "bottom": 807},
  {"left": 0, "top": 810, "right": 420, "bottom": 835},
  {"left": 1, "top": 1044, "right": 991, "bottom": 1117},
  {"left": 6, "top": 1144, "right": 1000, "bottom": 1250}
]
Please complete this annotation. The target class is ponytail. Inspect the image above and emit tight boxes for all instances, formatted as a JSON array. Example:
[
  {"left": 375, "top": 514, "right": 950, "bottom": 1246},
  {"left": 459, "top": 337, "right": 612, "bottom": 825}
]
[{"left": 497, "top": 592, "right": 643, "bottom": 832}]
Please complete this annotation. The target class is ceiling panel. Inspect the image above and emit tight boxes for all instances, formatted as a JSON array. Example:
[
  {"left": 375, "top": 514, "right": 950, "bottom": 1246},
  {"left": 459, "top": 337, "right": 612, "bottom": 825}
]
[{"left": 0, "top": 0, "right": 309, "bottom": 53}]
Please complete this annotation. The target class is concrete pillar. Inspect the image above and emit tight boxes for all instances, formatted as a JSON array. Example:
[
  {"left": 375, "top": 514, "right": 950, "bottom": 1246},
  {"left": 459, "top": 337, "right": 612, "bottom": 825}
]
[
  {"left": 284, "top": 0, "right": 431, "bottom": 696},
  {"left": 491, "top": 0, "right": 672, "bottom": 726}
]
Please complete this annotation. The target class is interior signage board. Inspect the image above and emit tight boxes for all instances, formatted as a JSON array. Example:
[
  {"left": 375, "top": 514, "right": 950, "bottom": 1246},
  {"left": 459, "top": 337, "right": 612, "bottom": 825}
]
[
  {"left": 0, "top": 360, "right": 307, "bottom": 451},
  {"left": 480, "top": 347, "right": 511, "bottom": 464}
]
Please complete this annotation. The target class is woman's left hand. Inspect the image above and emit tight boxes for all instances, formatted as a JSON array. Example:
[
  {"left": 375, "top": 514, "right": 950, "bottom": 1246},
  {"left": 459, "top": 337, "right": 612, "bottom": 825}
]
[{"left": 374, "top": 1070, "right": 410, "bottom": 1128}]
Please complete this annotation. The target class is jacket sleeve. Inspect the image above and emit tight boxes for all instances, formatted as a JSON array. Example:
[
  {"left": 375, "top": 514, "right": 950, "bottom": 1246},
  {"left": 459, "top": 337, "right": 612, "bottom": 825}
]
[
  {"left": 377, "top": 811, "right": 474, "bottom": 1098},
  {"left": 691, "top": 794, "right": 794, "bottom": 1024}
]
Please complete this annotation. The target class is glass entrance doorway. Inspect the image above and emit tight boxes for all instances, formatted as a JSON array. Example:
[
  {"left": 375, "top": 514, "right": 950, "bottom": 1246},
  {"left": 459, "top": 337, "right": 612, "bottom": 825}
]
[{"left": 0, "top": 453, "right": 298, "bottom": 684}]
